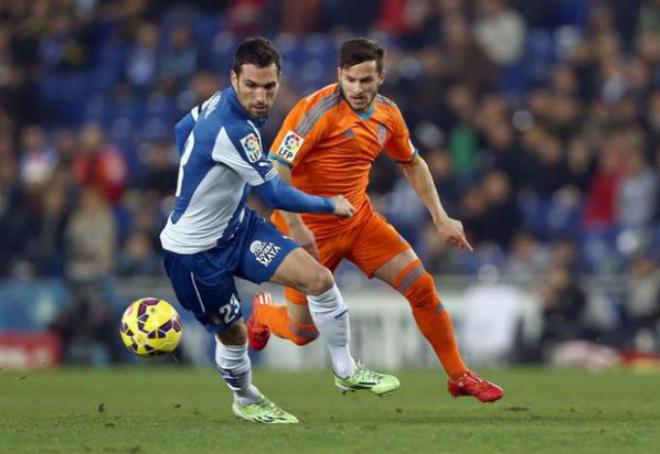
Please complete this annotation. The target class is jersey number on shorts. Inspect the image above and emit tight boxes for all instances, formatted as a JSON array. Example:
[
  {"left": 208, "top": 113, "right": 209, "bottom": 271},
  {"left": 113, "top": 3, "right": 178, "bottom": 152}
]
[{"left": 219, "top": 294, "right": 240, "bottom": 323}]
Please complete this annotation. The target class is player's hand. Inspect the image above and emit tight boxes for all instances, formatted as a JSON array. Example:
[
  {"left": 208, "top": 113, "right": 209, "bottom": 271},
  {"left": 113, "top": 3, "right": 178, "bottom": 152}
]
[
  {"left": 290, "top": 222, "right": 320, "bottom": 261},
  {"left": 330, "top": 195, "right": 355, "bottom": 218},
  {"left": 436, "top": 216, "right": 473, "bottom": 252}
]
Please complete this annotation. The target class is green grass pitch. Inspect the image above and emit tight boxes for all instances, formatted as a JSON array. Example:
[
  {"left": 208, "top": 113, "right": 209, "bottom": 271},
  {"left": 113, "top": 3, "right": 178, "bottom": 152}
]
[{"left": 1, "top": 367, "right": 658, "bottom": 453}]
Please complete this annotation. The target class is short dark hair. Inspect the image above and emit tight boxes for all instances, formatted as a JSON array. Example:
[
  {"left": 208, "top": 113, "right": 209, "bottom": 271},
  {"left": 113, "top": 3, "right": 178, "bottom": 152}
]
[
  {"left": 232, "top": 37, "right": 281, "bottom": 75},
  {"left": 339, "top": 38, "right": 385, "bottom": 73}
]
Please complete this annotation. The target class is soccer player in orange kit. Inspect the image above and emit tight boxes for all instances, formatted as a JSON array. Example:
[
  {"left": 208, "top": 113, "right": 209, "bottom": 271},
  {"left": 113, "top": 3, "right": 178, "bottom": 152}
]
[{"left": 247, "top": 38, "right": 503, "bottom": 402}]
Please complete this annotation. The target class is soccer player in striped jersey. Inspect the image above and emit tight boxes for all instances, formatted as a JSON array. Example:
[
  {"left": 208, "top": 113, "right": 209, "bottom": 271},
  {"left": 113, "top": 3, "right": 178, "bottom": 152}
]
[
  {"left": 161, "top": 38, "right": 400, "bottom": 424},
  {"left": 248, "top": 38, "right": 504, "bottom": 403}
]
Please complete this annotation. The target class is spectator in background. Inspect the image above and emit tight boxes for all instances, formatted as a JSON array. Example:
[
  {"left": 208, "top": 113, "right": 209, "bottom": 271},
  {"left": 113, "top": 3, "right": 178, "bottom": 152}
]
[
  {"left": 65, "top": 186, "right": 117, "bottom": 282},
  {"left": 565, "top": 133, "right": 596, "bottom": 193},
  {"left": 502, "top": 232, "right": 550, "bottom": 284},
  {"left": 537, "top": 265, "right": 590, "bottom": 357},
  {"left": 26, "top": 183, "right": 71, "bottom": 276},
  {"left": 160, "top": 24, "right": 198, "bottom": 89},
  {"left": 73, "top": 123, "right": 127, "bottom": 204},
  {"left": 49, "top": 282, "right": 124, "bottom": 364},
  {"left": 227, "top": 0, "right": 271, "bottom": 37},
  {"left": 480, "top": 170, "right": 521, "bottom": 248},
  {"left": 638, "top": 0, "right": 660, "bottom": 35},
  {"left": 19, "top": 126, "right": 57, "bottom": 187},
  {"left": 625, "top": 254, "right": 660, "bottom": 351},
  {"left": 522, "top": 128, "right": 571, "bottom": 197},
  {"left": 115, "top": 230, "right": 162, "bottom": 277},
  {"left": 582, "top": 133, "right": 624, "bottom": 228},
  {"left": 473, "top": 0, "right": 525, "bottom": 66},
  {"left": 445, "top": 84, "right": 478, "bottom": 179},
  {"left": 0, "top": 136, "right": 22, "bottom": 276},
  {"left": 616, "top": 146, "right": 658, "bottom": 229},
  {"left": 646, "top": 91, "right": 660, "bottom": 142},
  {"left": 135, "top": 139, "right": 178, "bottom": 198},
  {"left": 125, "top": 22, "right": 160, "bottom": 90},
  {"left": 440, "top": 12, "right": 496, "bottom": 90}
]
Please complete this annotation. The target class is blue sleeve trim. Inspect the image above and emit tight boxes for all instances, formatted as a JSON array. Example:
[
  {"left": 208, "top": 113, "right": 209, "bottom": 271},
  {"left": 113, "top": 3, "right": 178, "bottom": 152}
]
[
  {"left": 268, "top": 153, "right": 293, "bottom": 168},
  {"left": 396, "top": 148, "right": 419, "bottom": 164},
  {"left": 253, "top": 175, "right": 334, "bottom": 213}
]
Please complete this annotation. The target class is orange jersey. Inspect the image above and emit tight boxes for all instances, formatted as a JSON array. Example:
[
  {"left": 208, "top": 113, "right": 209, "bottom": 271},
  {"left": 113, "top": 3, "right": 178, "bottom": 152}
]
[{"left": 269, "top": 83, "right": 417, "bottom": 239}]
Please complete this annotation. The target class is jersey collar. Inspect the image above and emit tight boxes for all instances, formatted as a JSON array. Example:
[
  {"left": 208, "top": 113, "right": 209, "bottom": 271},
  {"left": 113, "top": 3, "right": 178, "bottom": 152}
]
[{"left": 337, "top": 84, "right": 376, "bottom": 121}]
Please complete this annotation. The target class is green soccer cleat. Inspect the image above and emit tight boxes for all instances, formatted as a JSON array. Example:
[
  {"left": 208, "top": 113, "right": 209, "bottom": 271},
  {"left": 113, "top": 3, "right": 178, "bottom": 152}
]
[
  {"left": 232, "top": 397, "right": 299, "bottom": 424},
  {"left": 334, "top": 362, "right": 401, "bottom": 396}
]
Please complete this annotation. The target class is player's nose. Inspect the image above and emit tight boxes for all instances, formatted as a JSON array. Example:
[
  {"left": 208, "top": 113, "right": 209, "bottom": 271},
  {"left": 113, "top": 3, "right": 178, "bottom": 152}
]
[{"left": 255, "top": 88, "right": 267, "bottom": 102}]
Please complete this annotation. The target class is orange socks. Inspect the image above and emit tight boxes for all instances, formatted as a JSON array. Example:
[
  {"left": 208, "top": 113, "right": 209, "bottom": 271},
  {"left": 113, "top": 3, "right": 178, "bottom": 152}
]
[
  {"left": 255, "top": 304, "right": 319, "bottom": 346},
  {"left": 394, "top": 260, "right": 468, "bottom": 380}
]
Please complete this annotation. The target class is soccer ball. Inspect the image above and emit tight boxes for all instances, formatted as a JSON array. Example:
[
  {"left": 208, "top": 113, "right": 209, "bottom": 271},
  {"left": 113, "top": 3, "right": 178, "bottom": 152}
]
[{"left": 119, "top": 298, "right": 183, "bottom": 357}]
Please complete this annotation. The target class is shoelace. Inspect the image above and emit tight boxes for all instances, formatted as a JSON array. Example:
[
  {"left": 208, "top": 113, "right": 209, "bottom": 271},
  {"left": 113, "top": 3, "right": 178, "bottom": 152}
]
[
  {"left": 354, "top": 362, "right": 381, "bottom": 383},
  {"left": 257, "top": 399, "right": 287, "bottom": 417}
]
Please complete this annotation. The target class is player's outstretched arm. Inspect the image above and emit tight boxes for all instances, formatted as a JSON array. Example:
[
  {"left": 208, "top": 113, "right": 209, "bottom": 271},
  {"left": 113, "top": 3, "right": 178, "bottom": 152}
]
[
  {"left": 400, "top": 157, "right": 473, "bottom": 252},
  {"left": 269, "top": 159, "right": 320, "bottom": 259},
  {"left": 254, "top": 175, "right": 355, "bottom": 217}
]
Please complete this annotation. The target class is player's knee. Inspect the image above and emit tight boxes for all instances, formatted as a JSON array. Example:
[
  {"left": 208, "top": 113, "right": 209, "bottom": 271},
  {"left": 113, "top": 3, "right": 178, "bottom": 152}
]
[
  {"left": 403, "top": 271, "right": 439, "bottom": 309},
  {"left": 217, "top": 320, "right": 247, "bottom": 345},
  {"left": 303, "top": 266, "right": 334, "bottom": 296}
]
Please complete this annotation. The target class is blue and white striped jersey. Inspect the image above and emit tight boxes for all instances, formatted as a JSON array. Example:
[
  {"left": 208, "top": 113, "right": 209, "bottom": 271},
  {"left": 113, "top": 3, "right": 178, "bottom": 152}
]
[{"left": 160, "top": 87, "right": 278, "bottom": 254}]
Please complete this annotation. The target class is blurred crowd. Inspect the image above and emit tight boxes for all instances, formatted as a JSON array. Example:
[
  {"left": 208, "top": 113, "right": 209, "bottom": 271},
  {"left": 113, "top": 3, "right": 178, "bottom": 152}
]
[{"left": 1, "top": 0, "right": 659, "bottom": 357}]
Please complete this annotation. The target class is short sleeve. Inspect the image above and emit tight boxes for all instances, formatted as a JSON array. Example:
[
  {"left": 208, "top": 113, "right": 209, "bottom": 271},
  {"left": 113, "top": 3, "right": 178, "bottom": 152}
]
[
  {"left": 384, "top": 105, "right": 418, "bottom": 164},
  {"left": 269, "top": 92, "right": 338, "bottom": 167},
  {"left": 212, "top": 125, "right": 277, "bottom": 186}
]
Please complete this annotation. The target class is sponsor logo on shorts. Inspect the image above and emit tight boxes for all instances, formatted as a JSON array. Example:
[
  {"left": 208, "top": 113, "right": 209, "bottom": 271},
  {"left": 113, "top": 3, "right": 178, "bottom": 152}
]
[
  {"left": 274, "top": 130, "right": 303, "bottom": 163},
  {"left": 249, "top": 240, "right": 282, "bottom": 267},
  {"left": 240, "top": 133, "right": 262, "bottom": 163}
]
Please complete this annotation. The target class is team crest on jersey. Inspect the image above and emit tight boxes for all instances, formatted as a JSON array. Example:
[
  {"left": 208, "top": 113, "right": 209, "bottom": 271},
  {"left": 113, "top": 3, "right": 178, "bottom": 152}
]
[
  {"left": 240, "top": 133, "right": 262, "bottom": 163},
  {"left": 249, "top": 240, "right": 282, "bottom": 267},
  {"left": 274, "top": 130, "right": 303, "bottom": 163}
]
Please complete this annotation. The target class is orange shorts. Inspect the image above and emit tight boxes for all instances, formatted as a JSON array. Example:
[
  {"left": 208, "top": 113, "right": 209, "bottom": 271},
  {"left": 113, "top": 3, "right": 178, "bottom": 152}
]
[{"left": 284, "top": 213, "right": 411, "bottom": 305}]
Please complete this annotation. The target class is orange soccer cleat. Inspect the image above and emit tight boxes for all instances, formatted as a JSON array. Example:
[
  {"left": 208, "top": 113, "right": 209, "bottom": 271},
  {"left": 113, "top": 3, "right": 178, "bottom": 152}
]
[
  {"left": 246, "top": 292, "right": 272, "bottom": 351},
  {"left": 447, "top": 370, "right": 504, "bottom": 403}
]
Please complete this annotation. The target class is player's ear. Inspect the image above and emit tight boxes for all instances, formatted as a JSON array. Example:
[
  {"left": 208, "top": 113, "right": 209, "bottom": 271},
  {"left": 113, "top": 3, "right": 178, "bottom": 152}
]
[
  {"left": 378, "top": 70, "right": 386, "bottom": 86},
  {"left": 337, "top": 66, "right": 341, "bottom": 82},
  {"left": 230, "top": 70, "right": 239, "bottom": 90}
]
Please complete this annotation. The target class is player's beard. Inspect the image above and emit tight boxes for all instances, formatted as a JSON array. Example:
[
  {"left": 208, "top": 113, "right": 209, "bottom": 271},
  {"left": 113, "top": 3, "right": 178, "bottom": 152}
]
[{"left": 339, "top": 86, "right": 376, "bottom": 114}]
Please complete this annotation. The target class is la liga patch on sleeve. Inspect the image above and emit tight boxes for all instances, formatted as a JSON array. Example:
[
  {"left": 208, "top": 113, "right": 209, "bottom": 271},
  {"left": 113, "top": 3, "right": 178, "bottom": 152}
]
[
  {"left": 274, "top": 130, "right": 304, "bottom": 163},
  {"left": 240, "top": 133, "right": 262, "bottom": 163}
]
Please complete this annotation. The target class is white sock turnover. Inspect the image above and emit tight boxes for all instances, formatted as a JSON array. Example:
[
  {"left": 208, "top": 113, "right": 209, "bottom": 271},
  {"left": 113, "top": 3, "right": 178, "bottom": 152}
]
[
  {"left": 215, "top": 339, "right": 262, "bottom": 406},
  {"left": 307, "top": 283, "right": 357, "bottom": 378}
]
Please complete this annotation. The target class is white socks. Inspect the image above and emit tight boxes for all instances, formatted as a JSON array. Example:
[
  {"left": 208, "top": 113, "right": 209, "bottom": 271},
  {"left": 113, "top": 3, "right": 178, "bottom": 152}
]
[
  {"left": 215, "top": 340, "right": 262, "bottom": 406},
  {"left": 307, "top": 283, "right": 357, "bottom": 378}
]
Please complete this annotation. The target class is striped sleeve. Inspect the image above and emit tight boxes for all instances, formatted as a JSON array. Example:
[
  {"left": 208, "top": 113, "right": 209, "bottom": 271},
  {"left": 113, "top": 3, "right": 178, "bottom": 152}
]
[
  {"left": 269, "top": 89, "right": 340, "bottom": 167},
  {"left": 383, "top": 101, "right": 419, "bottom": 165}
]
